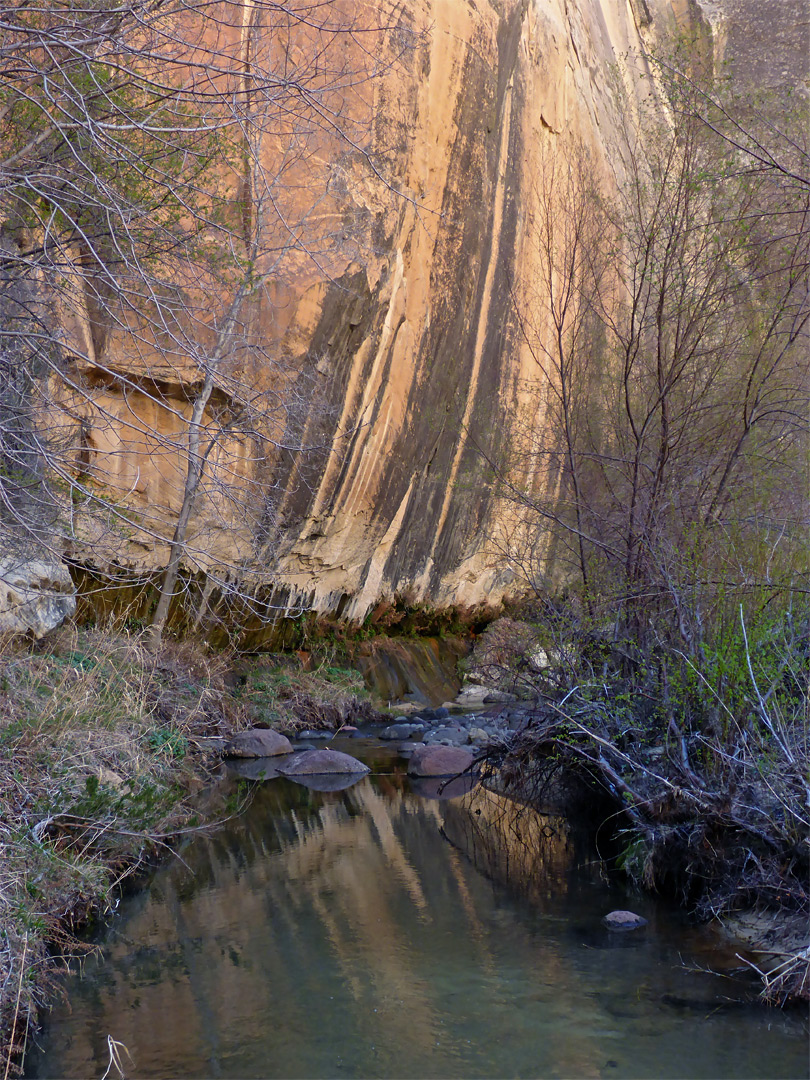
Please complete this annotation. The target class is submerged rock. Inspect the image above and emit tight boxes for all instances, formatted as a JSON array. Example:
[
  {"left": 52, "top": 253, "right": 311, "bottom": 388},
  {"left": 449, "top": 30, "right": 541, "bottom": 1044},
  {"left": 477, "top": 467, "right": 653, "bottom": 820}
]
[
  {"left": 603, "top": 910, "right": 648, "bottom": 931},
  {"left": 276, "top": 748, "right": 370, "bottom": 776},
  {"left": 224, "top": 728, "right": 293, "bottom": 759},
  {"left": 407, "top": 745, "right": 476, "bottom": 778},
  {"left": 225, "top": 758, "right": 283, "bottom": 781},
  {"left": 409, "top": 774, "right": 479, "bottom": 800}
]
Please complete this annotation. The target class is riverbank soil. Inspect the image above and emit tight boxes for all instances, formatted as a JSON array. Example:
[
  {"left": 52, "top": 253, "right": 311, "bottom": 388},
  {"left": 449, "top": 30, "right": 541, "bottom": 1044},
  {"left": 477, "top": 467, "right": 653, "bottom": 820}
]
[{"left": 0, "top": 626, "right": 379, "bottom": 1076}]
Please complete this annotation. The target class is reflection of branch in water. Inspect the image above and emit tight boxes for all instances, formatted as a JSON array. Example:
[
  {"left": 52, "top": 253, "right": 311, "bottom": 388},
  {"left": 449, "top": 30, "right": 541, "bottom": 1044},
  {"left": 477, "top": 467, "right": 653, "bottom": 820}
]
[{"left": 438, "top": 786, "right": 576, "bottom": 906}]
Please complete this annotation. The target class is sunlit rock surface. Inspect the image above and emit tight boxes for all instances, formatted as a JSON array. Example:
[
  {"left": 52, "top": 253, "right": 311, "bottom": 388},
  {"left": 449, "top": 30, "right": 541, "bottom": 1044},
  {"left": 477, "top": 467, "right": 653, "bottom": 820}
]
[
  {"left": 54, "top": 0, "right": 803, "bottom": 626},
  {"left": 0, "top": 558, "right": 76, "bottom": 638}
]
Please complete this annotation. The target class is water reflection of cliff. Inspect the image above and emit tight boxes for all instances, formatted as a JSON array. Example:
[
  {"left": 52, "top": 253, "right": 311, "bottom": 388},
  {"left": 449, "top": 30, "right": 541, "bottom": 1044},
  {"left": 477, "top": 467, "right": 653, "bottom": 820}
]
[
  {"left": 443, "top": 786, "right": 585, "bottom": 907},
  {"left": 38, "top": 776, "right": 598, "bottom": 1078},
  {"left": 31, "top": 770, "right": 807, "bottom": 1080}
]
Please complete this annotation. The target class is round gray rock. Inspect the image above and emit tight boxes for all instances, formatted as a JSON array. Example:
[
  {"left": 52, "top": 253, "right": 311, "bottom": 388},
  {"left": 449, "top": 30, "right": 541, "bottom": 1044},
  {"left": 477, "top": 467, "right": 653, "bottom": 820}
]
[
  {"left": 468, "top": 727, "right": 491, "bottom": 743},
  {"left": 603, "top": 910, "right": 648, "bottom": 931},
  {"left": 276, "top": 748, "right": 370, "bottom": 776},
  {"left": 380, "top": 723, "right": 424, "bottom": 740},
  {"left": 407, "top": 745, "right": 476, "bottom": 778},
  {"left": 224, "top": 728, "right": 293, "bottom": 759},
  {"left": 423, "top": 726, "right": 469, "bottom": 747}
]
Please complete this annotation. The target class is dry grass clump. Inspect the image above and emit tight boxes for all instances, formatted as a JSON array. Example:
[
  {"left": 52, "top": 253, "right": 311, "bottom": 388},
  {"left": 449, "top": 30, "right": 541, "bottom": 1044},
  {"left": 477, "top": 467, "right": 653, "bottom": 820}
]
[
  {"left": 0, "top": 626, "right": 236, "bottom": 1076},
  {"left": 758, "top": 947, "right": 810, "bottom": 1005},
  {"left": 735, "top": 942, "right": 810, "bottom": 1007},
  {"left": 230, "top": 656, "right": 381, "bottom": 732}
]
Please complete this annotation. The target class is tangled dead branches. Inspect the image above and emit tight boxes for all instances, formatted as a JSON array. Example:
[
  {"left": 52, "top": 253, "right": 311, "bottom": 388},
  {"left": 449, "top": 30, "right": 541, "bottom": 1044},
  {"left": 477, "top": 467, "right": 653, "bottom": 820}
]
[{"left": 481, "top": 690, "right": 809, "bottom": 1004}]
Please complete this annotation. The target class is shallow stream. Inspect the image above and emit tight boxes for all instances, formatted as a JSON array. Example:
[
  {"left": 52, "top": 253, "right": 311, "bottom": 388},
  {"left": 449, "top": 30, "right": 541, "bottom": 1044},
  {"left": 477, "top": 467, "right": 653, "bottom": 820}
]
[{"left": 27, "top": 737, "right": 808, "bottom": 1079}]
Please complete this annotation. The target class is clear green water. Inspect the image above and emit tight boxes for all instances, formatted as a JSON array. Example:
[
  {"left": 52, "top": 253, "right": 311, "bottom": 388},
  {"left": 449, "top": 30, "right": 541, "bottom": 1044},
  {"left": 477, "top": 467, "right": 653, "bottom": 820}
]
[{"left": 27, "top": 738, "right": 808, "bottom": 1079}]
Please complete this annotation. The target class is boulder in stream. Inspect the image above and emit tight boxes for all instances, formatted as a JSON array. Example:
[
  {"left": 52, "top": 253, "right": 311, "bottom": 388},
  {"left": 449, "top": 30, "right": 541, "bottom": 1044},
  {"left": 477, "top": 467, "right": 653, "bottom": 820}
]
[
  {"left": 276, "top": 748, "right": 370, "bottom": 776},
  {"left": 407, "top": 745, "right": 477, "bottom": 778},
  {"left": 603, "top": 910, "right": 648, "bottom": 931},
  {"left": 224, "top": 728, "right": 293, "bottom": 759},
  {"left": 380, "top": 722, "right": 425, "bottom": 739},
  {"left": 423, "top": 725, "right": 469, "bottom": 747}
]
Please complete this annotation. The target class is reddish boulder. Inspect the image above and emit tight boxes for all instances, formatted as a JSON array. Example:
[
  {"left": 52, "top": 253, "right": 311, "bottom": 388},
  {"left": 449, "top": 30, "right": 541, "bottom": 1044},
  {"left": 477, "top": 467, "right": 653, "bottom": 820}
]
[{"left": 407, "top": 745, "right": 476, "bottom": 778}]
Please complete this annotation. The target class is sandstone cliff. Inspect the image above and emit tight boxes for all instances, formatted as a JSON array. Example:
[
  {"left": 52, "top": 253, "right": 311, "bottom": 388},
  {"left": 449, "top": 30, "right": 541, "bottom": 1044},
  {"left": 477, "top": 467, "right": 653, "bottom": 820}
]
[{"left": 40, "top": 0, "right": 806, "bottom": 632}]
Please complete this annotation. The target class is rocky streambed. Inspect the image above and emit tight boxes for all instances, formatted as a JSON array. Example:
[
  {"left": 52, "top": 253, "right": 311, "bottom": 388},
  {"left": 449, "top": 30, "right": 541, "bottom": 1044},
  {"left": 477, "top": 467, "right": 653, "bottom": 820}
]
[{"left": 222, "top": 700, "right": 522, "bottom": 790}]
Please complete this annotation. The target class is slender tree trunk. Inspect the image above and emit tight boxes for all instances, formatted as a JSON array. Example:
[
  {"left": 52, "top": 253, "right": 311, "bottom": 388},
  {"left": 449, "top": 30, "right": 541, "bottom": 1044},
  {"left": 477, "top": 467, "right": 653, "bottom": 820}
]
[{"left": 148, "top": 281, "right": 250, "bottom": 649}]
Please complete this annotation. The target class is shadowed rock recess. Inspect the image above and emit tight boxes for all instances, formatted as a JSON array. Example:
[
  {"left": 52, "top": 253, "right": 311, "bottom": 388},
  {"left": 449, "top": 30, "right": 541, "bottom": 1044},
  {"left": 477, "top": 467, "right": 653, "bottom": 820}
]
[{"left": 37, "top": 0, "right": 806, "bottom": 634}]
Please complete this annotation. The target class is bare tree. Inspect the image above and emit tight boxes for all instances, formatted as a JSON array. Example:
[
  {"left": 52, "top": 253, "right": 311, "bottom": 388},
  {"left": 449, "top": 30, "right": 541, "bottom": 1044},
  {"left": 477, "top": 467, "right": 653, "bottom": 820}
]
[
  {"left": 501, "top": 60, "right": 809, "bottom": 664},
  {"left": 481, "top": 56, "right": 810, "bottom": 955},
  {"left": 505, "top": 145, "right": 609, "bottom": 598},
  {"left": 0, "top": 0, "right": 407, "bottom": 643}
]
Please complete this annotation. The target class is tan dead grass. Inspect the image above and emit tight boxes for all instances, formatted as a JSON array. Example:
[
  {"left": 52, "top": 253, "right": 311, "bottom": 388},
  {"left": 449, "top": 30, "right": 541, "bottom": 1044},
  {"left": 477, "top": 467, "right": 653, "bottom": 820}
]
[{"left": 0, "top": 627, "right": 232, "bottom": 1076}]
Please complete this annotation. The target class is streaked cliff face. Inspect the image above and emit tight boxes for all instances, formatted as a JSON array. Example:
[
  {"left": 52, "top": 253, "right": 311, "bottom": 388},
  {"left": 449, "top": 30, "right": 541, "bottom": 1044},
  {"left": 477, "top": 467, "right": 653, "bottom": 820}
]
[
  {"left": 265, "top": 0, "right": 652, "bottom": 621},
  {"left": 59, "top": 0, "right": 796, "bottom": 624}
]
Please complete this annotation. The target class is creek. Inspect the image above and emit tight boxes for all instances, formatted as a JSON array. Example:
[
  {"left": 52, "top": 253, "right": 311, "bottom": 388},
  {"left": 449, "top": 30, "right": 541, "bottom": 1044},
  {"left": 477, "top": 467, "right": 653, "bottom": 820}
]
[{"left": 26, "top": 736, "right": 808, "bottom": 1080}]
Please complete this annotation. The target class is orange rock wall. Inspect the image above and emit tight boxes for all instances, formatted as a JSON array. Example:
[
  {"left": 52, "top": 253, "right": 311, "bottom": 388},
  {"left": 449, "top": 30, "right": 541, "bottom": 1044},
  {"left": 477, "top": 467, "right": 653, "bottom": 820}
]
[{"left": 64, "top": 0, "right": 678, "bottom": 620}]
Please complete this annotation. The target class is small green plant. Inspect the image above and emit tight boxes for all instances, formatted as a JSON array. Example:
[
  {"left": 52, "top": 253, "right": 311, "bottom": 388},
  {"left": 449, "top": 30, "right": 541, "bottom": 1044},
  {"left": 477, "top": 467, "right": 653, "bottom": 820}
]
[
  {"left": 615, "top": 833, "right": 649, "bottom": 883},
  {"left": 146, "top": 729, "right": 188, "bottom": 759}
]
